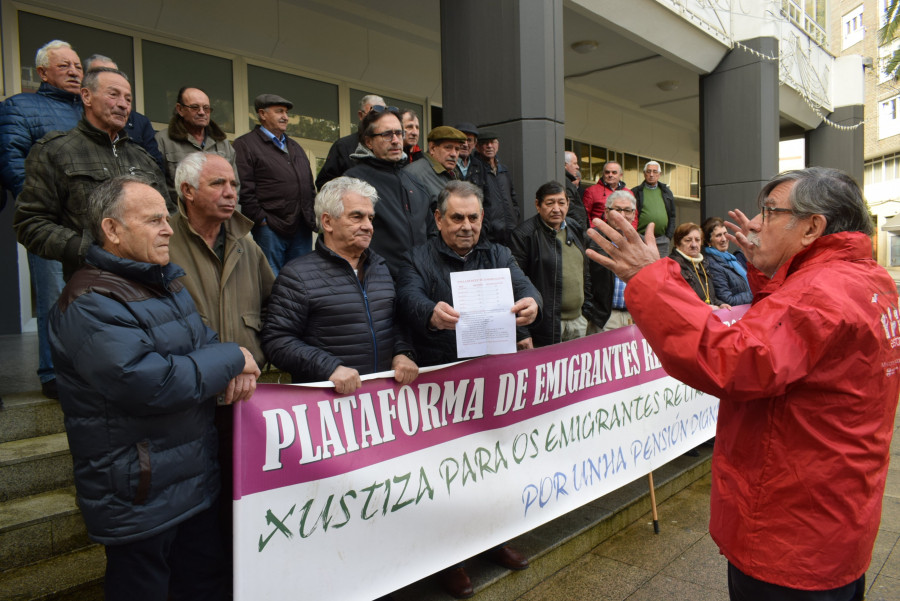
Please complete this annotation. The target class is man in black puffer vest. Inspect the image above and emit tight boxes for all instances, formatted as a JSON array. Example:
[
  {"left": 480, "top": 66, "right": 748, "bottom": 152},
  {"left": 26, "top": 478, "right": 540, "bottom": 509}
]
[{"left": 262, "top": 176, "right": 419, "bottom": 392}]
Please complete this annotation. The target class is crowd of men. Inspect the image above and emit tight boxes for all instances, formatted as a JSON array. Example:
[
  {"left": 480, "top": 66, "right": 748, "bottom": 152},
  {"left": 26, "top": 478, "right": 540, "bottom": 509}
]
[{"left": 2, "top": 38, "right": 897, "bottom": 601}]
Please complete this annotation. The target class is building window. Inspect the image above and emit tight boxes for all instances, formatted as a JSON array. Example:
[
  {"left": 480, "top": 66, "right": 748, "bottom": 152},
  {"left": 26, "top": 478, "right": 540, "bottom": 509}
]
[
  {"left": 247, "top": 65, "right": 339, "bottom": 143},
  {"left": 141, "top": 40, "right": 234, "bottom": 132},
  {"left": 891, "top": 233, "right": 900, "bottom": 266},
  {"left": 17, "top": 11, "right": 134, "bottom": 94},
  {"left": 880, "top": 40, "right": 900, "bottom": 84},
  {"left": 880, "top": 95, "right": 900, "bottom": 139},
  {"left": 842, "top": 5, "right": 865, "bottom": 50}
]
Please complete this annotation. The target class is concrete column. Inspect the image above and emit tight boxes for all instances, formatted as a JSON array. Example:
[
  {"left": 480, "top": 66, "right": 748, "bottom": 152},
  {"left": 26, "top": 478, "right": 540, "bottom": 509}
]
[
  {"left": 700, "top": 37, "right": 779, "bottom": 221},
  {"left": 806, "top": 105, "right": 864, "bottom": 183},
  {"left": 440, "top": 0, "right": 565, "bottom": 220}
]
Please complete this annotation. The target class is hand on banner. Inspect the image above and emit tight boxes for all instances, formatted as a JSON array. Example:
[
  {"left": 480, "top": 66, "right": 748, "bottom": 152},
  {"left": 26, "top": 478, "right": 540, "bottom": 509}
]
[
  {"left": 517, "top": 337, "right": 534, "bottom": 351},
  {"left": 430, "top": 301, "right": 460, "bottom": 330},
  {"left": 585, "top": 214, "right": 659, "bottom": 282},
  {"left": 223, "top": 347, "right": 261, "bottom": 404},
  {"left": 511, "top": 297, "right": 538, "bottom": 326},
  {"left": 391, "top": 354, "right": 419, "bottom": 385},
  {"left": 330, "top": 365, "right": 362, "bottom": 394}
]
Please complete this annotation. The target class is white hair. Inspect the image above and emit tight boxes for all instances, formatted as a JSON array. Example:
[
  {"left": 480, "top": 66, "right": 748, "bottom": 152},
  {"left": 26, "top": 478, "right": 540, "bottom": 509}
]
[
  {"left": 174, "top": 152, "right": 210, "bottom": 199},
  {"left": 359, "top": 94, "right": 386, "bottom": 111},
  {"left": 564, "top": 151, "right": 578, "bottom": 165},
  {"left": 606, "top": 189, "right": 636, "bottom": 209},
  {"left": 644, "top": 160, "right": 661, "bottom": 172},
  {"left": 35, "top": 40, "right": 73, "bottom": 69},
  {"left": 315, "top": 177, "right": 379, "bottom": 230}
]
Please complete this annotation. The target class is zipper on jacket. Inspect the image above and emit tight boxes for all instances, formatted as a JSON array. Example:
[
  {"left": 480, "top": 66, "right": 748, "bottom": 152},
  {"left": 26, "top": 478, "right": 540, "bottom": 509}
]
[{"left": 355, "top": 277, "right": 379, "bottom": 373}]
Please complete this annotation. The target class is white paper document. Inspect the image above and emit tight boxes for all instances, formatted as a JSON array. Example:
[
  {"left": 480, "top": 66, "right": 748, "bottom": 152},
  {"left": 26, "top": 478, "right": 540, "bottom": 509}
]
[{"left": 450, "top": 268, "right": 517, "bottom": 358}]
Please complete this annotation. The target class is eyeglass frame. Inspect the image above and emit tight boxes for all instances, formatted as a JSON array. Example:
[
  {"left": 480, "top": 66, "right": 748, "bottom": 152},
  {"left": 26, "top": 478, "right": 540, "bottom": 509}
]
[
  {"left": 760, "top": 206, "right": 795, "bottom": 223},
  {"left": 178, "top": 102, "right": 213, "bottom": 113}
]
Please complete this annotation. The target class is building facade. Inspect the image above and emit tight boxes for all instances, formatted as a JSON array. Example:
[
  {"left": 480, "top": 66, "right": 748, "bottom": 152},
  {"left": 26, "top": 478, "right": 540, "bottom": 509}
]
[{"left": 0, "top": 0, "right": 863, "bottom": 335}]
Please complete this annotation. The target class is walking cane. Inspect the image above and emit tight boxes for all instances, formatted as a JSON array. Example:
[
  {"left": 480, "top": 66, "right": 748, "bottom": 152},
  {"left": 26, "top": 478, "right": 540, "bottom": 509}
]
[{"left": 648, "top": 472, "right": 660, "bottom": 534}]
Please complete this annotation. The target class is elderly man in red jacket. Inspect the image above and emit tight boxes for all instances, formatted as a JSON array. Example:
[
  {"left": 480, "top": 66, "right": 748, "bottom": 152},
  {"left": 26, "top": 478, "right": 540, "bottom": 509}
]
[{"left": 587, "top": 166, "right": 900, "bottom": 601}]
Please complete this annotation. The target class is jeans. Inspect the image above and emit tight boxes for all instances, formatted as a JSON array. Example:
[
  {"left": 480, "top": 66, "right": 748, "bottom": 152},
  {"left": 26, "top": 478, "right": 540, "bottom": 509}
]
[
  {"left": 252, "top": 223, "right": 312, "bottom": 276},
  {"left": 27, "top": 253, "right": 65, "bottom": 384}
]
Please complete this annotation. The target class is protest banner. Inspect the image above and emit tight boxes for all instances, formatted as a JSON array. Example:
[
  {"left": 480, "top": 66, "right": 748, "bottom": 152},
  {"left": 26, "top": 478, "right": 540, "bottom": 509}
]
[{"left": 234, "top": 306, "right": 746, "bottom": 599}]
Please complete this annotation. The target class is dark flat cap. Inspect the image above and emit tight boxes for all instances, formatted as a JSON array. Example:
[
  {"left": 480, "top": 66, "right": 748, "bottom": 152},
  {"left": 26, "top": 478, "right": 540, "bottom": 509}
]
[
  {"left": 477, "top": 130, "right": 499, "bottom": 141},
  {"left": 427, "top": 126, "right": 467, "bottom": 143},
  {"left": 255, "top": 93, "right": 293, "bottom": 111},
  {"left": 454, "top": 122, "right": 479, "bottom": 136}
]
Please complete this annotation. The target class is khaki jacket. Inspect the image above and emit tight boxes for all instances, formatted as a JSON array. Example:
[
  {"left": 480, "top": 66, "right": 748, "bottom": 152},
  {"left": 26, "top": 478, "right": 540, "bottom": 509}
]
[{"left": 169, "top": 200, "right": 274, "bottom": 365}]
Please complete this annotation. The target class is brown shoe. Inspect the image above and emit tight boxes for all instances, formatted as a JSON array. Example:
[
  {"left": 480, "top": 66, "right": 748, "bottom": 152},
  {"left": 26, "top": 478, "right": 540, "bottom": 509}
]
[
  {"left": 487, "top": 545, "right": 529, "bottom": 570},
  {"left": 440, "top": 566, "right": 474, "bottom": 599}
]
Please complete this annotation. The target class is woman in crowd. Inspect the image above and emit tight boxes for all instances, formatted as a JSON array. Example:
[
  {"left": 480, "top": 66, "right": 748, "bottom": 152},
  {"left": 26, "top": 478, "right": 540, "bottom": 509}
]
[
  {"left": 701, "top": 217, "right": 752, "bottom": 306},
  {"left": 670, "top": 222, "right": 730, "bottom": 310}
]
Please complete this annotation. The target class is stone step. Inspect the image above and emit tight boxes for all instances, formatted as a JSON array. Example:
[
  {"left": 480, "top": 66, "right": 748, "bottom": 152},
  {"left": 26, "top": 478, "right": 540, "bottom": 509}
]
[
  {"left": 0, "top": 392, "right": 66, "bottom": 444},
  {"left": 0, "top": 544, "right": 104, "bottom": 601},
  {"left": 0, "top": 433, "right": 73, "bottom": 502},
  {"left": 0, "top": 487, "right": 90, "bottom": 572}
]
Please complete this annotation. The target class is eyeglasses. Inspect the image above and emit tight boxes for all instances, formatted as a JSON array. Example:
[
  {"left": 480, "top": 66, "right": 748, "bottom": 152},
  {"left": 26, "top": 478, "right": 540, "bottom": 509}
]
[
  {"left": 369, "top": 105, "right": 400, "bottom": 115},
  {"left": 760, "top": 206, "right": 795, "bottom": 222},
  {"left": 608, "top": 207, "right": 635, "bottom": 215},
  {"left": 180, "top": 103, "right": 213, "bottom": 113},
  {"left": 371, "top": 129, "right": 403, "bottom": 141}
]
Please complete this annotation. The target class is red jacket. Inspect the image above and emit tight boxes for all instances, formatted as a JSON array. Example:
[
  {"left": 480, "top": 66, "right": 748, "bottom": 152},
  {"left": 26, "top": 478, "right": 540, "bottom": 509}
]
[
  {"left": 626, "top": 232, "right": 900, "bottom": 590},
  {"left": 582, "top": 181, "right": 635, "bottom": 227}
]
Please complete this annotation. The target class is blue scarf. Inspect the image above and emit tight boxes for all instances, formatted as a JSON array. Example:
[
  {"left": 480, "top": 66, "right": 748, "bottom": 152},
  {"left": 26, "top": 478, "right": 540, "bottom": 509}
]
[{"left": 705, "top": 247, "right": 748, "bottom": 282}]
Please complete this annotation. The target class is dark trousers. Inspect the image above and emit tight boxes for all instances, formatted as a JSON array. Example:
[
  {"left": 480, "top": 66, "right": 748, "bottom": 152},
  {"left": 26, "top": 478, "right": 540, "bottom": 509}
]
[
  {"left": 104, "top": 502, "right": 224, "bottom": 601},
  {"left": 728, "top": 562, "right": 865, "bottom": 601}
]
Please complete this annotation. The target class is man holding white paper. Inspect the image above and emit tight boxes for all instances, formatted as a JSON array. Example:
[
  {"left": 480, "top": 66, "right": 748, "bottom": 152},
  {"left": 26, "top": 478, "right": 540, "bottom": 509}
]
[{"left": 398, "top": 180, "right": 541, "bottom": 368}]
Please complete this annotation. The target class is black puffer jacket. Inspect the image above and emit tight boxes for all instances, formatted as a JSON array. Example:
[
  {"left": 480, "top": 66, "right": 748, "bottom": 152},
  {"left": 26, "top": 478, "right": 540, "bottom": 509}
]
[
  {"left": 397, "top": 235, "right": 542, "bottom": 367},
  {"left": 508, "top": 215, "right": 599, "bottom": 347},
  {"left": 345, "top": 145, "right": 431, "bottom": 277},
  {"left": 262, "top": 239, "right": 413, "bottom": 383}
]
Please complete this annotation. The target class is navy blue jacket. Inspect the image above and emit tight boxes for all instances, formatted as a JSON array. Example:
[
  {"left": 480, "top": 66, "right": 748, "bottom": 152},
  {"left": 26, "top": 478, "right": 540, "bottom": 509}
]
[
  {"left": 262, "top": 238, "right": 412, "bottom": 382},
  {"left": 0, "top": 82, "right": 82, "bottom": 197},
  {"left": 49, "top": 245, "right": 245, "bottom": 544},
  {"left": 703, "top": 248, "right": 753, "bottom": 305},
  {"left": 397, "top": 235, "right": 542, "bottom": 367}
]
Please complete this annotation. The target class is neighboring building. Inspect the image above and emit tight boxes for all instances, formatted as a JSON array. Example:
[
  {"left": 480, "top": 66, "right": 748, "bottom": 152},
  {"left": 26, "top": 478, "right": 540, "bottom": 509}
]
[
  {"left": 830, "top": 0, "right": 900, "bottom": 266},
  {"left": 0, "top": 1, "right": 863, "bottom": 334}
]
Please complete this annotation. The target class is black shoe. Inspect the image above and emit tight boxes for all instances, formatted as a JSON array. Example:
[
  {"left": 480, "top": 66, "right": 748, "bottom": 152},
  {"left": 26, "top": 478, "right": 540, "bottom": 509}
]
[
  {"left": 41, "top": 379, "right": 59, "bottom": 399},
  {"left": 440, "top": 566, "right": 474, "bottom": 599},
  {"left": 486, "top": 544, "right": 529, "bottom": 570}
]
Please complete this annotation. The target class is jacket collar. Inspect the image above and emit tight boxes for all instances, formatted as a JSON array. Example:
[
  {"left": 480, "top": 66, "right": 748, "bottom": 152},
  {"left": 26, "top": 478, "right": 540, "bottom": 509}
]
[
  {"left": 77, "top": 116, "right": 129, "bottom": 145},
  {"left": 349, "top": 142, "right": 409, "bottom": 168},
  {"left": 174, "top": 198, "right": 254, "bottom": 242},
  {"left": 751, "top": 231, "right": 873, "bottom": 299},
  {"left": 86, "top": 245, "right": 185, "bottom": 292},
  {"left": 37, "top": 82, "right": 82, "bottom": 105}
]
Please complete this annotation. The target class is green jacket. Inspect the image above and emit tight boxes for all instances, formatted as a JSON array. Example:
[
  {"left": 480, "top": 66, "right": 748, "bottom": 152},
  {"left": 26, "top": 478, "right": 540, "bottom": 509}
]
[
  {"left": 168, "top": 200, "right": 274, "bottom": 365},
  {"left": 14, "top": 117, "right": 170, "bottom": 279}
]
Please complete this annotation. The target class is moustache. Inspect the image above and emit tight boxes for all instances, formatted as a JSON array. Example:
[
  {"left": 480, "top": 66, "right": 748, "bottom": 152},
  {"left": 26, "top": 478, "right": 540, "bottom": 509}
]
[{"left": 747, "top": 232, "right": 761, "bottom": 247}]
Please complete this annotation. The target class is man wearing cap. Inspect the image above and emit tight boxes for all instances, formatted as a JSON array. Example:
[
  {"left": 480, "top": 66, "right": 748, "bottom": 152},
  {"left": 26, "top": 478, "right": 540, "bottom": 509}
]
[
  {"left": 233, "top": 94, "right": 316, "bottom": 275},
  {"left": 476, "top": 131, "right": 519, "bottom": 245},
  {"left": 454, "top": 122, "right": 486, "bottom": 189},
  {"left": 403, "top": 125, "right": 465, "bottom": 207}
]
